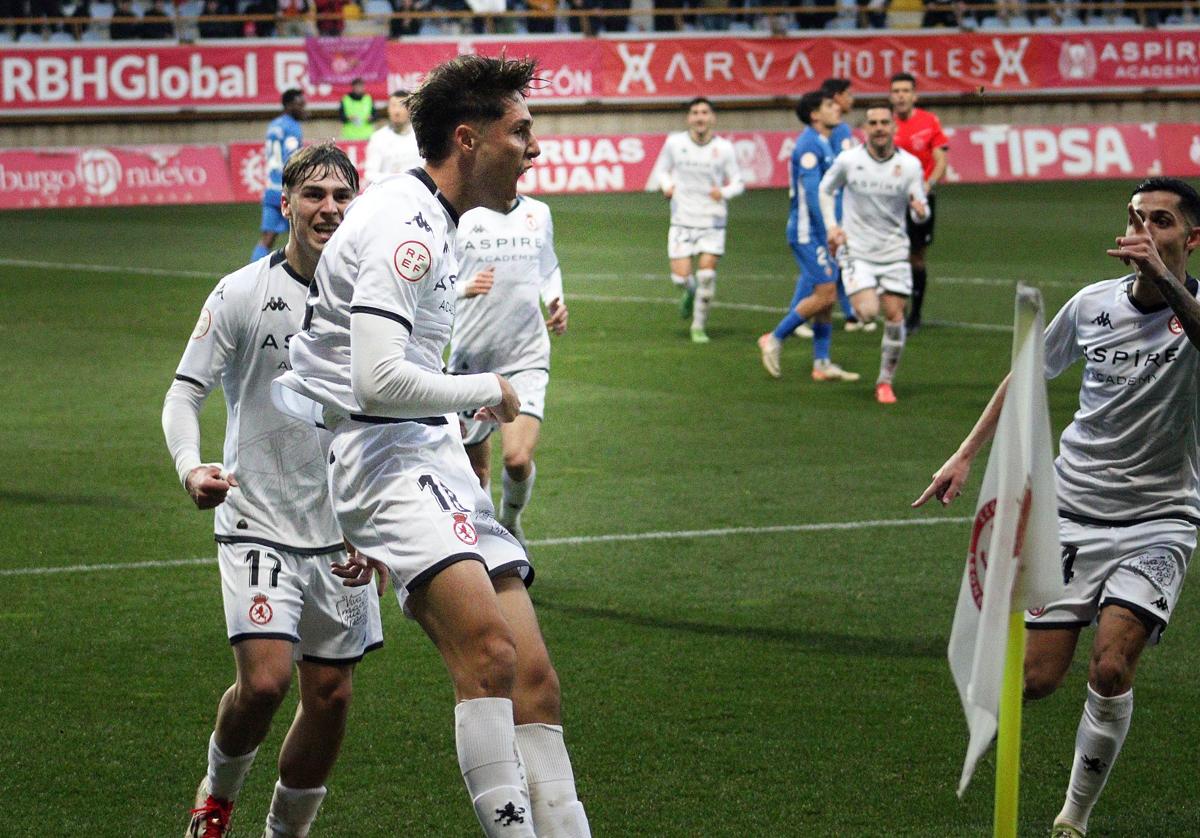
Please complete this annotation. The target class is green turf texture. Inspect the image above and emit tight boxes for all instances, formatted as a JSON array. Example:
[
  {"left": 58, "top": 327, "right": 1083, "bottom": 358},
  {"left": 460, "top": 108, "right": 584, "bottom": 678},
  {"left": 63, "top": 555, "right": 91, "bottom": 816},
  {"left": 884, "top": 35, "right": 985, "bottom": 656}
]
[{"left": 1, "top": 182, "right": 1197, "bottom": 836}]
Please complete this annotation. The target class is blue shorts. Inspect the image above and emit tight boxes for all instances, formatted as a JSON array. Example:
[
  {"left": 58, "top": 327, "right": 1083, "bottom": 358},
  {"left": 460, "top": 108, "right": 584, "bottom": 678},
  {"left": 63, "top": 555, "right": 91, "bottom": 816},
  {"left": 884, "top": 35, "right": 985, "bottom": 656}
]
[
  {"left": 261, "top": 202, "right": 289, "bottom": 235},
  {"left": 789, "top": 241, "right": 836, "bottom": 304}
]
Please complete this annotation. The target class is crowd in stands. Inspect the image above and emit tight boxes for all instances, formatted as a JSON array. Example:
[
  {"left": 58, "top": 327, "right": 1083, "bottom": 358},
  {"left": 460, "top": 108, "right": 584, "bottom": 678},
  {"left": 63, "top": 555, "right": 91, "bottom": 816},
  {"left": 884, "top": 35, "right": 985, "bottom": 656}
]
[{"left": 0, "top": 0, "right": 1195, "bottom": 42}]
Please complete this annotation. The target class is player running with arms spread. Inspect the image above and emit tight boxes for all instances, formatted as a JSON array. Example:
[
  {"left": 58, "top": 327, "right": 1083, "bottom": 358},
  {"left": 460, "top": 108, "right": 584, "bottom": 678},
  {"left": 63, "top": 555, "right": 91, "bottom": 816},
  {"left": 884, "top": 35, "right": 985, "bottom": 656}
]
[
  {"left": 273, "top": 55, "right": 590, "bottom": 838},
  {"left": 914, "top": 178, "right": 1200, "bottom": 838},
  {"left": 451, "top": 193, "right": 568, "bottom": 548}
]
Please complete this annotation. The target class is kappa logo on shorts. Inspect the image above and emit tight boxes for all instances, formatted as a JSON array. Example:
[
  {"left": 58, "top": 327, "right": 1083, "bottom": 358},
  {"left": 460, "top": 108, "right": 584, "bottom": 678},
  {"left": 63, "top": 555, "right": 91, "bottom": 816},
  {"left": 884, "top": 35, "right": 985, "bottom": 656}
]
[
  {"left": 249, "top": 593, "right": 273, "bottom": 625},
  {"left": 452, "top": 512, "right": 478, "bottom": 545},
  {"left": 393, "top": 240, "right": 432, "bottom": 282},
  {"left": 1152, "top": 596, "right": 1169, "bottom": 613}
]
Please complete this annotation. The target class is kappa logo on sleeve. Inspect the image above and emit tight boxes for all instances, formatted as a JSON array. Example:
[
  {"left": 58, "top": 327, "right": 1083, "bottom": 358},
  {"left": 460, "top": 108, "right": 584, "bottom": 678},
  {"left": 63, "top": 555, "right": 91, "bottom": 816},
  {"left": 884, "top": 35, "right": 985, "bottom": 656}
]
[{"left": 393, "top": 240, "right": 432, "bottom": 282}]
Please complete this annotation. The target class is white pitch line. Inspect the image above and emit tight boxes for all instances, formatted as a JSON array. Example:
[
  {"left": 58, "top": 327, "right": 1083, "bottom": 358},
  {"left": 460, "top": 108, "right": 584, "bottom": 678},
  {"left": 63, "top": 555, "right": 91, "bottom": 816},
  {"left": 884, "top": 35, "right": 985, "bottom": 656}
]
[
  {"left": 0, "top": 516, "right": 970, "bottom": 578},
  {"left": 0, "top": 257, "right": 1076, "bottom": 291}
]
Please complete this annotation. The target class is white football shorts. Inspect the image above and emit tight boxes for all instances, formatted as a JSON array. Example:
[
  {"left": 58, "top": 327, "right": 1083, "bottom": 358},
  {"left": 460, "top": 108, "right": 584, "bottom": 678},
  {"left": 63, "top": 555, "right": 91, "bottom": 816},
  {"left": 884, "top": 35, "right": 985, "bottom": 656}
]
[
  {"left": 461, "top": 368, "right": 548, "bottom": 446},
  {"left": 1026, "top": 516, "right": 1194, "bottom": 642},
  {"left": 327, "top": 419, "right": 532, "bottom": 616},
  {"left": 668, "top": 225, "right": 725, "bottom": 260},
  {"left": 841, "top": 258, "right": 912, "bottom": 299},
  {"left": 218, "top": 541, "right": 384, "bottom": 663}
]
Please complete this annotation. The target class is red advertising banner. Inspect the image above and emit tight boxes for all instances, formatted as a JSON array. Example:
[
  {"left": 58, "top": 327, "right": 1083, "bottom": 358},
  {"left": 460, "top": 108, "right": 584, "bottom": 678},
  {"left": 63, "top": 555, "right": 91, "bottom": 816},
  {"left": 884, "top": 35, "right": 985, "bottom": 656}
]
[
  {"left": 4, "top": 122, "right": 1198, "bottom": 209},
  {"left": 2, "top": 31, "right": 1199, "bottom": 115},
  {"left": 0, "top": 144, "right": 233, "bottom": 209}
]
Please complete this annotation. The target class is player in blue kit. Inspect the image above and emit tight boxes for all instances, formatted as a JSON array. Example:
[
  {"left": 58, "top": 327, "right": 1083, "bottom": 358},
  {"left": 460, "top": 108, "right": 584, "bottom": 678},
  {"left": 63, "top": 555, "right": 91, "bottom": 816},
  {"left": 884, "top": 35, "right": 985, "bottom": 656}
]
[
  {"left": 757, "top": 90, "right": 859, "bottom": 382},
  {"left": 253, "top": 89, "right": 306, "bottom": 262}
]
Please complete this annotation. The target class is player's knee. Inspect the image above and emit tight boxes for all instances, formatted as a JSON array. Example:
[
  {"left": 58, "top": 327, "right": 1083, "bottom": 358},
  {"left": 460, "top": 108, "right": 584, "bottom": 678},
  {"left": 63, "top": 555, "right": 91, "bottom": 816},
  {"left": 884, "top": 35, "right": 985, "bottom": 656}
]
[
  {"left": 1023, "top": 659, "right": 1067, "bottom": 701},
  {"left": 463, "top": 625, "right": 518, "bottom": 697},
  {"left": 503, "top": 449, "right": 532, "bottom": 475},
  {"left": 239, "top": 669, "right": 293, "bottom": 711},
  {"left": 1089, "top": 651, "right": 1134, "bottom": 696},
  {"left": 815, "top": 283, "right": 837, "bottom": 304},
  {"left": 304, "top": 667, "right": 355, "bottom": 718},
  {"left": 516, "top": 658, "right": 561, "bottom": 723}
]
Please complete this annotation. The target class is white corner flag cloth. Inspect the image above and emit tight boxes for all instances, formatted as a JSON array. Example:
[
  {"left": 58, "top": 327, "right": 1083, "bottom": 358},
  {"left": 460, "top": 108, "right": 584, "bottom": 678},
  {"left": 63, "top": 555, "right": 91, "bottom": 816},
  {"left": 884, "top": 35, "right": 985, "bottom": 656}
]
[{"left": 948, "top": 284, "right": 1065, "bottom": 796}]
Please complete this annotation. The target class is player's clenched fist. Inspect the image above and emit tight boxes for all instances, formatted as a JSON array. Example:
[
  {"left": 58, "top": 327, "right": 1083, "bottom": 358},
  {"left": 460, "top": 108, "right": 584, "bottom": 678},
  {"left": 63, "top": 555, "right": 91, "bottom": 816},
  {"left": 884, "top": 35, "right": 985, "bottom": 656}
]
[
  {"left": 185, "top": 464, "right": 238, "bottom": 510},
  {"left": 475, "top": 374, "right": 521, "bottom": 424}
]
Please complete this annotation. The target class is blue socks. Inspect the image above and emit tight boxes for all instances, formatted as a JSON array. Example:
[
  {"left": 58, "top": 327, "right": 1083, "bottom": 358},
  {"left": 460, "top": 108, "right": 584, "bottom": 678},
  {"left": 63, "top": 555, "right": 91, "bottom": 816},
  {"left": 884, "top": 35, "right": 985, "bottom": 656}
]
[{"left": 813, "top": 321, "right": 832, "bottom": 361}]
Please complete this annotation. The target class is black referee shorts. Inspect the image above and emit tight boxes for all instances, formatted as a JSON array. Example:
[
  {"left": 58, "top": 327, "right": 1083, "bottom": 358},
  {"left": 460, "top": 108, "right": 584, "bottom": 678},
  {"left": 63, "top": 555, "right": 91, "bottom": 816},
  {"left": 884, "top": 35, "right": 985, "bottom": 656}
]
[{"left": 906, "top": 190, "right": 936, "bottom": 250}]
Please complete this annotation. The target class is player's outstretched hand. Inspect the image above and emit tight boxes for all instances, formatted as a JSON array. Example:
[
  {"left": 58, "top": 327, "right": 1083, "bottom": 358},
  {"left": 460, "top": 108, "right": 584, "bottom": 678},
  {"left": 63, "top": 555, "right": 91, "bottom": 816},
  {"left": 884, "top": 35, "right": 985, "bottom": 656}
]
[
  {"left": 912, "top": 453, "right": 972, "bottom": 509},
  {"left": 475, "top": 374, "right": 521, "bottom": 424},
  {"left": 1108, "top": 203, "right": 1170, "bottom": 282},
  {"left": 331, "top": 544, "right": 389, "bottom": 596},
  {"left": 662, "top": 185, "right": 674, "bottom": 199},
  {"left": 910, "top": 195, "right": 929, "bottom": 222},
  {"left": 545, "top": 297, "right": 569, "bottom": 335},
  {"left": 186, "top": 464, "right": 237, "bottom": 510}
]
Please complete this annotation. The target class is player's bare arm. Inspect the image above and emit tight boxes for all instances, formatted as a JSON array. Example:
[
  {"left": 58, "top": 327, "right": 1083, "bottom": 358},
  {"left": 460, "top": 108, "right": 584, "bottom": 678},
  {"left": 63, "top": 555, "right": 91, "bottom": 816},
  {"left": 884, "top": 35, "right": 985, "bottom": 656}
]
[
  {"left": 545, "top": 297, "right": 568, "bottom": 335},
  {"left": 927, "top": 147, "right": 947, "bottom": 192},
  {"left": 912, "top": 374, "right": 1010, "bottom": 508},
  {"left": 185, "top": 464, "right": 238, "bottom": 510},
  {"left": 1111, "top": 202, "right": 1200, "bottom": 350}
]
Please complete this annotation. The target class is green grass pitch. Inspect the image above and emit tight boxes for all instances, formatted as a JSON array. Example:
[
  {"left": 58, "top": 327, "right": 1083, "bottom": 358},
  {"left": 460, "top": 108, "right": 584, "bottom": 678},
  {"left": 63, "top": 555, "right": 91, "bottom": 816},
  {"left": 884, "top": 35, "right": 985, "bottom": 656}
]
[{"left": 1, "top": 182, "right": 1197, "bottom": 836}]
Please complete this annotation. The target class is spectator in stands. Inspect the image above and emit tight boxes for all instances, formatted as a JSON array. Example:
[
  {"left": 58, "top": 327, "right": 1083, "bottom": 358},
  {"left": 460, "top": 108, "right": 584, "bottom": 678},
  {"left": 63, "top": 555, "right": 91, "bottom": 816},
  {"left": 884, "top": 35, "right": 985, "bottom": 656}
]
[
  {"left": 429, "top": 0, "right": 467, "bottom": 31},
  {"left": 339, "top": 78, "right": 375, "bottom": 141},
  {"left": 139, "top": 0, "right": 176, "bottom": 36},
  {"left": 524, "top": 0, "right": 554, "bottom": 31},
  {"left": 315, "top": 0, "right": 343, "bottom": 32},
  {"left": 920, "top": 0, "right": 959, "bottom": 26},
  {"left": 857, "top": 0, "right": 888, "bottom": 27},
  {"left": 242, "top": 0, "right": 275, "bottom": 34},
  {"left": 69, "top": 0, "right": 92, "bottom": 38},
  {"left": 276, "top": 0, "right": 314, "bottom": 35},
  {"left": 198, "top": 0, "right": 242, "bottom": 36},
  {"left": 566, "top": 0, "right": 594, "bottom": 33},
  {"left": 388, "top": 0, "right": 425, "bottom": 35},
  {"left": 29, "top": 0, "right": 65, "bottom": 34},
  {"left": 109, "top": 0, "right": 142, "bottom": 38}
]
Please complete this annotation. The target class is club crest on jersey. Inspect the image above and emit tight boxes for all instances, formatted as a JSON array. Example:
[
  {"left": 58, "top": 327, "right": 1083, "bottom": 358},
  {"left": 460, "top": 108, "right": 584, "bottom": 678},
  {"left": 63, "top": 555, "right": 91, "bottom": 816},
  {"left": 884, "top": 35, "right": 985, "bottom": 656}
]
[
  {"left": 1169, "top": 316, "right": 1183, "bottom": 335},
  {"left": 249, "top": 594, "right": 273, "bottom": 625},
  {"left": 393, "top": 240, "right": 432, "bottom": 282},
  {"left": 800, "top": 151, "right": 818, "bottom": 169},
  {"left": 452, "top": 512, "right": 478, "bottom": 545},
  {"left": 893, "top": 164, "right": 901, "bottom": 177},
  {"left": 525, "top": 213, "right": 538, "bottom": 231},
  {"left": 191, "top": 308, "right": 212, "bottom": 340}
]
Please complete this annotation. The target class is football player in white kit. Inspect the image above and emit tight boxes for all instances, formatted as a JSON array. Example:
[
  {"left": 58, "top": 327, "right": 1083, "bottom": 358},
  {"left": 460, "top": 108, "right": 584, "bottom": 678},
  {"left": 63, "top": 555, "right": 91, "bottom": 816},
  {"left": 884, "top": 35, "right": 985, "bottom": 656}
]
[
  {"left": 164, "top": 143, "right": 382, "bottom": 838},
  {"left": 451, "top": 194, "right": 568, "bottom": 548},
  {"left": 273, "top": 56, "right": 590, "bottom": 838},
  {"left": 915, "top": 178, "right": 1200, "bottom": 838},
  {"left": 819, "top": 106, "right": 927, "bottom": 405},
  {"left": 363, "top": 89, "right": 424, "bottom": 188},
  {"left": 656, "top": 97, "right": 744, "bottom": 343}
]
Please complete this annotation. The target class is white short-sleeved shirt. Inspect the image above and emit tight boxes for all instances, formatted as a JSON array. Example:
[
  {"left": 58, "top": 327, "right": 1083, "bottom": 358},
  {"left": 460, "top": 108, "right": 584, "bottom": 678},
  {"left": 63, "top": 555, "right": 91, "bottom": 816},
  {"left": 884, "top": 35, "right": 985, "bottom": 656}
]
[
  {"left": 1043, "top": 275, "right": 1200, "bottom": 525},
  {"left": 820, "top": 145, "right": 926, "bottom": 265},
  {"left": 279, "top": 169, "right": 461, "bottom": 422},
  {"left": 364, "top": 127, "right": 424, "bottom": 187},
  {"left": 656, "top": 132, "right": 742, "bottom": 229},
  {"left": 174, "top": 251, "right": 342, "bottom": 553},
  {"left": 449, "top": 196, "right": 562, "bottom": 376}
]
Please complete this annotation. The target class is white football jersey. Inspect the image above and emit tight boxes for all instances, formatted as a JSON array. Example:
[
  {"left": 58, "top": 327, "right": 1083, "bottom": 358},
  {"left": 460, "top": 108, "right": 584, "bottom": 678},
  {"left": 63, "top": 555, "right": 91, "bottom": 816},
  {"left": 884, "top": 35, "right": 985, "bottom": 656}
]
[
  {"left": 174, "top": 251, "right": 342, "bottom": 552},
  {"left": 820, "top": 145, "right": 925, "bottom": 265},
  {"left": 279, "top": 169, "right": 461, "bottom": 421},
  {"left": 449, "top": 196, "right": 563, "bottom": 376},
  {"left": 1044, "top": 275, "right": 1200, "bottom": 525},
  {"left": 655, "top": 132, "right": 743, "bottom": 229},
  {"left": 363, "top": 125, "right": 423, "bottom": 187}
]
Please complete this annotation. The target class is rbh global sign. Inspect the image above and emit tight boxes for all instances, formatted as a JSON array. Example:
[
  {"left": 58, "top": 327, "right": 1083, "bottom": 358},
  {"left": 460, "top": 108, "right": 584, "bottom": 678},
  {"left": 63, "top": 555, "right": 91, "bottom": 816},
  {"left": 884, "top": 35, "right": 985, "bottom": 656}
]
[
  {"left": 2, "top": 122, "right": 1198, "bottom": 210},
  {"left": 2, "top": 30, "right": 1199, "bottom": 115}
]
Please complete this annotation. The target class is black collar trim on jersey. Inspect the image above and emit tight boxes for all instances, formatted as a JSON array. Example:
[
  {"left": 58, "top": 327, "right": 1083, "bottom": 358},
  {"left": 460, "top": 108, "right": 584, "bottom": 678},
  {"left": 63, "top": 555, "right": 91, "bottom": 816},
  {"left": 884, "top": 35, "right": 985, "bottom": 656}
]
[
  {"left": 504, "top": 195, "right": 524, "bottom": 215},
  {"left": 1123, "top": 274, "right": 1198, "bottom": 314},
  {"left": 270, "top": 249, "right": 310, "bottom": 289},
  {"left": 408, "top": 167, "right": 460, "bottom": 227}
]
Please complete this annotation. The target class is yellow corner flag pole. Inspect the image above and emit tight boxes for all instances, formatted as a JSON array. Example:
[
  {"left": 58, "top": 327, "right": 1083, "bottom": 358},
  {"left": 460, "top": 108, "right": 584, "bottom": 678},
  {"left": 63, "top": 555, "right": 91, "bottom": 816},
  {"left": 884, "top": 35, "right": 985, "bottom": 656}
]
[{"left": 993, "top": 610, "right": 1026, "bottom": 838}]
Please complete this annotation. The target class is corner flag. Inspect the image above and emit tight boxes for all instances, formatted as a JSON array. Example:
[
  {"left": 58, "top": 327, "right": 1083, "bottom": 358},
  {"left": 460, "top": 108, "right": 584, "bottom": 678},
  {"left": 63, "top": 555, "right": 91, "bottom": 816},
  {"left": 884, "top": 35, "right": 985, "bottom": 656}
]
[{"left": 948, "top": 284, "right": 1064, "bottom": 804}]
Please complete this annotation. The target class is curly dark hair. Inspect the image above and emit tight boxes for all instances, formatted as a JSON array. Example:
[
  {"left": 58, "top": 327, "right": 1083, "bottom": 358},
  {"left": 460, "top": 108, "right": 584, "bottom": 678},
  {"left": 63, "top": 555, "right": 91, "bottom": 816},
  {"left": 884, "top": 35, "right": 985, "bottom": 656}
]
[{"left": 408, "top": 55, "right": 539, "bottom": 164}]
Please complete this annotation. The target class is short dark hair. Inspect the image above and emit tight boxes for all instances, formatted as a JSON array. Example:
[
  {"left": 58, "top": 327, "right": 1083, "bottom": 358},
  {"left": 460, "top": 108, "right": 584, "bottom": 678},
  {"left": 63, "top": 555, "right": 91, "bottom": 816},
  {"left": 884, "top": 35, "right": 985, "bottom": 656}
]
[
  {"left": 890, "top": 72, "right": 917, "bottom": 87},
  {"left": 390, "top": 89, "right": 411, "bottom": 99},
  {"left": 281, "top": 88, "right": 304, "bottom": 109},
  {"left": 795, "top": 91, "right": 830, "bottom": 126},
  {"left": 687, "top": 96, "right": 714, "bottom": 111},
  {"left": 282, "top": 141, "right": 360, "bottom": 195},
  {"left": 408, "top": 55, "right": 538, "bottom": 164},
  {"left": 820, "top": 78, "right": 851, "bottom": 95},
  {"left": 350, "top": 77, "right": 364, "bottom": 86},
  {"left": 1132, "top": 177, "right": 1200, "bottom": 227}
]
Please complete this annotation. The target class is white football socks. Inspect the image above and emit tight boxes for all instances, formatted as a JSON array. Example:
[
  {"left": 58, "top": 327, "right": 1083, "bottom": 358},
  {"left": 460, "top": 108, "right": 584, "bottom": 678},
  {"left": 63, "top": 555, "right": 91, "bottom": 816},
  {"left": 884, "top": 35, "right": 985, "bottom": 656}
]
[
  {"left": 515, "top": 723, "right": 591, "bottom": 838},
  {"left": 693, "top": 269, "right": 716, "bottom": 331},
  {"left": 878, "top": 321, "right": 906, "bottom": 385},
  {"left": 264, "top": 782, "right": 326, "bottom": 838},
  {"left": 456, "top": 698, "right": 535, "bottom": 837},
  {"left": 670, "top": 272, "right": 692, "bottom": 289},
  {"left": 1057, "top": 685, "right": 1133, "bottom": 832},
  {"left": 500, "top": 463, "right": 535, "bottom": 530},
  {"left": 206, "top": 732, "right": 258, "bottom": 801}
]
